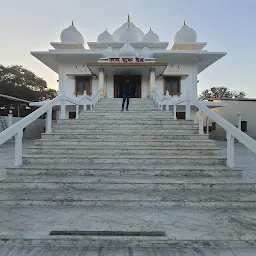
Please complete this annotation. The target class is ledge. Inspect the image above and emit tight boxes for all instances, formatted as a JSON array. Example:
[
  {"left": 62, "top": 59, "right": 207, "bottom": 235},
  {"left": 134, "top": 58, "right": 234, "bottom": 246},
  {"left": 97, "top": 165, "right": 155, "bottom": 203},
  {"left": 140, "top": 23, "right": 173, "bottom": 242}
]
[{"left": 160, "top": 74, "right": 189, "bottom": 79}]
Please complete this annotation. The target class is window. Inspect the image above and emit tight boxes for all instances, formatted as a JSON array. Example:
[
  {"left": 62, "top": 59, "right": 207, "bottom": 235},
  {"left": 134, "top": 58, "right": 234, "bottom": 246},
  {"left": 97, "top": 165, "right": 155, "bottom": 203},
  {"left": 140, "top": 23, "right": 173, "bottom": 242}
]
[
  {"left": 164, "top": 77, "right": 181, "bottom": 95},
  {"left": 212, "top": 122, "right": 216, "bottom": 130},
  {"left": 75, "top": 76, "right": 92, "bottom": 95},
  {"left": 241, "top": 121, "right": 247, "bottom": 132}
]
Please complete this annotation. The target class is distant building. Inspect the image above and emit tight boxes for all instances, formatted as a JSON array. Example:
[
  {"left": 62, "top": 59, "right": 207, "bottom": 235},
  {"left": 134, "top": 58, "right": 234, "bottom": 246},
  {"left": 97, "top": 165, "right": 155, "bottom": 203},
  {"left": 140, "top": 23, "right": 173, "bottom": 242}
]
[{"left": 203, "top": 98, "right": 256, "bottom": 139}]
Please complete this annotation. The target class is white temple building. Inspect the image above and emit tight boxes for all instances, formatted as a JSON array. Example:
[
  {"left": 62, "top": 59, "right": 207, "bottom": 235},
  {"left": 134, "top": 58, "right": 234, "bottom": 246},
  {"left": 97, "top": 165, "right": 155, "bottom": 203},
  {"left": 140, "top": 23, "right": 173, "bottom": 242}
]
[{"left": 31, "top": 16, "right": 226, "bottom": 119}]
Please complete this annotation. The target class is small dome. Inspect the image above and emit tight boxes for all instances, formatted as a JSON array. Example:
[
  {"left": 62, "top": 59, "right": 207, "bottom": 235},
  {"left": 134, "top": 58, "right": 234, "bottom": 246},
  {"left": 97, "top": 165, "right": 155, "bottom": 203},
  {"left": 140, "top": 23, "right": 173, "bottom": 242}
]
[
  {"left": 139, "top": 47, "right": 153, "bottom": 58},
  {"left": 60, "top": 22, "right": 84, "bottom": 45},
  {"left": 113, "top": 15, "right": 144, "bottom": 41},
  {"left": 173, "top": 22, "right": 197, "bottom": 43},
  {"left": 102, "top": 46, "right": 117, "bottom": 58},
  {"left": 142, "top": 28, "right": 159, "bottom": 43},
  {"left": 119, "top": 25, "right": 138, "bottom": 42},
  {"left": 119, "top": 42, "right": 136, "bottom": 57},
  {"left": 97, "top": 29, "right": 114, "bottom": 42}
]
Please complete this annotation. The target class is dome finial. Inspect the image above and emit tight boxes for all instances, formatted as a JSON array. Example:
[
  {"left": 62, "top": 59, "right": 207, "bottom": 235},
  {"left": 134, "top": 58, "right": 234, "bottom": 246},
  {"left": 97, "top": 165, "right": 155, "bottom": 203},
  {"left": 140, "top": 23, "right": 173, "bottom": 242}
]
[
  {"left": 128, "top": 14, "right": 130, "bottom": 23},
  {"left": 184, "top": 20, "right": 186, "bottom": 26}
]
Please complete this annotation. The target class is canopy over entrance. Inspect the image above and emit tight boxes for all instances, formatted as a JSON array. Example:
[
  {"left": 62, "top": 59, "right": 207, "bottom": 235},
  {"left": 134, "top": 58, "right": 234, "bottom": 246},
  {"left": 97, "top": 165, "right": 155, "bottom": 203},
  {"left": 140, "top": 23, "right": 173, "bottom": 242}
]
[{"left": 87, "top": 62, "right": 167, "bottom": 77}]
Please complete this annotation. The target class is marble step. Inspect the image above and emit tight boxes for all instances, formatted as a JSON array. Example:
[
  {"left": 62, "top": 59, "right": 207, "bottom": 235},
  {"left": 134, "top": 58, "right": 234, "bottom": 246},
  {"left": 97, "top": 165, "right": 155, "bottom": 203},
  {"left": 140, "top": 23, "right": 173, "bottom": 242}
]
[
  {"left": 41, "top": 133, "right": 209, "bottom": 140},
  {"left": 26, "top": 147, "right": 224, "bottom": 156},
  {"left": 23, "top": 154, "right": 226, "bottom": 165},
  {"left": 5, "top": 164, "right": 242, "bottom": 178},
  {"left": 57, "top": 119, "right": 194, "bottom": 124},
  {"left": 0, "top": 176, "right": 255, "bottom": 191},
  {"left": 1, "top": 187, "right": 256, "bottom": 205},
  {"left": 34, "top": 139, "right": 217, "bottom": 147},
  {"left": 53, "top": 124, "right": 198, "bottom": 129},
  {"left": 52, "top": 128, "right": 199, "bottom": 135}
]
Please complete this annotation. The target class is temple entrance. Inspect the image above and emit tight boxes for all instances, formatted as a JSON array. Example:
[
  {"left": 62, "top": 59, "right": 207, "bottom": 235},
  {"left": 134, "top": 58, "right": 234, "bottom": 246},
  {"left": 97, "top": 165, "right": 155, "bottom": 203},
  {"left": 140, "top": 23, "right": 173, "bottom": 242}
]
[{"left": 114, "top": 75, "right": 141, "bottom": 98}]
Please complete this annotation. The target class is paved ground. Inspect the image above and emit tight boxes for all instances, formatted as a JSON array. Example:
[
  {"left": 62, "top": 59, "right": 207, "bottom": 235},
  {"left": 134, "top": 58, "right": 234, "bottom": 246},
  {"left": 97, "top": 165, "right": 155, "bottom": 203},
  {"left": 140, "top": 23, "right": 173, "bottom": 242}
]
[{"left": 1, "top": 245, "right": 256, "bottom": 255}]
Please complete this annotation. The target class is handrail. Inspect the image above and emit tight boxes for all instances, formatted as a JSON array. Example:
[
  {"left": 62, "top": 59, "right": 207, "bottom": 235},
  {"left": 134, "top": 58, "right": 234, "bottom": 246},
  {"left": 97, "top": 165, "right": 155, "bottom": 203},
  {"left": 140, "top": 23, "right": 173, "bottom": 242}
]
[
  {"left": 0, "top": 88, "right": 102, "bottom": 166},
  {"left": 190, "top": 98, "right": 256, "bottom": 154},
  {"left": 0, "top": 95, "right": 62, "bottom": 146},
  {"left": 151, "top": 90, "right": 256, "bottom": 167}
]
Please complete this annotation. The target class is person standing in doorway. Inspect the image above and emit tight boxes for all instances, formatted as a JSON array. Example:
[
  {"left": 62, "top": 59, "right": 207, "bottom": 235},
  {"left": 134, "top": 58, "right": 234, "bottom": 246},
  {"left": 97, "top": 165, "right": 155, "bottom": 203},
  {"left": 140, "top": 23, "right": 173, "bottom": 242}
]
[{"left": 121, "top": 79, "right": 132, "bottom": 111}]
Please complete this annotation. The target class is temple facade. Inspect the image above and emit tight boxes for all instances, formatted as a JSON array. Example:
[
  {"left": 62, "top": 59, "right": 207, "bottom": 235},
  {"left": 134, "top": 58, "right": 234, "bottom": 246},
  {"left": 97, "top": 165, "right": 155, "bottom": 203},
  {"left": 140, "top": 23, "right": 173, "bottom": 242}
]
[{"left": 31, "top": 16, "right": 226, "bottom": 119}]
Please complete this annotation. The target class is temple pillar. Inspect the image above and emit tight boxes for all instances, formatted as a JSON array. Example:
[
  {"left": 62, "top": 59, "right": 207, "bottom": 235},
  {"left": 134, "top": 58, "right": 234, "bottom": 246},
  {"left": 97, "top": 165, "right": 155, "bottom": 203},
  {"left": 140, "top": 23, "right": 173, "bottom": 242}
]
[
  {"left": 99, "top": 68, "right": 104, "bottom": 97},
  {"left": 149, "top": 68, "right": 156, "bottom": 97}
]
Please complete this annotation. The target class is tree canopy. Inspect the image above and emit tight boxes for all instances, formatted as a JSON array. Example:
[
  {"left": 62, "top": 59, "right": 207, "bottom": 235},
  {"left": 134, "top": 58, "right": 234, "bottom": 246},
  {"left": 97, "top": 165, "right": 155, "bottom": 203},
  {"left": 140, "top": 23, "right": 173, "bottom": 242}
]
[
  {"left": 0, "top": 65, "right": 57, "bottom": 106},
  {"left": 199, "top": 87, "right": 246, "bottom": 100}
]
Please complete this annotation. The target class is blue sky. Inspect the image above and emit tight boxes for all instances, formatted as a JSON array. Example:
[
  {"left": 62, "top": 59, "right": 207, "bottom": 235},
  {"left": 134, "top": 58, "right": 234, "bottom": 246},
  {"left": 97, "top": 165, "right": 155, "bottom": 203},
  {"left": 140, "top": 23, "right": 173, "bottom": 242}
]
[{"left": 1, "top": 0, "right": 256, "bottom": 97}]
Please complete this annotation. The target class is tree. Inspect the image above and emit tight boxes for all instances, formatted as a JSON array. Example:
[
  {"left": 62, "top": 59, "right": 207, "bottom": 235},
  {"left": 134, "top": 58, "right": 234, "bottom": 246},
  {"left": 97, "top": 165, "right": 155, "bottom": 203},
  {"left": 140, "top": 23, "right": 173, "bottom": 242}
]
[
  {"left": 199, "top": 87, "right": 246, "bottom": 100},
  {"left": 0, "top": 64, "right": 57, "bottom": 105}
]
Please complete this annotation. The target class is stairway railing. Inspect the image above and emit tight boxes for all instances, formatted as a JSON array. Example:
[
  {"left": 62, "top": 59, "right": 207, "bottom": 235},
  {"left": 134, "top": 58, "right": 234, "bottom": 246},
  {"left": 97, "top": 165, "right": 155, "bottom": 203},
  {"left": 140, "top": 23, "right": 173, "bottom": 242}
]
[
  {"left": 152, "top": 89, "right": 256, "bottom": 168},
  {"left": 0, "top": 89, "right": 101, "bottom": 167}
]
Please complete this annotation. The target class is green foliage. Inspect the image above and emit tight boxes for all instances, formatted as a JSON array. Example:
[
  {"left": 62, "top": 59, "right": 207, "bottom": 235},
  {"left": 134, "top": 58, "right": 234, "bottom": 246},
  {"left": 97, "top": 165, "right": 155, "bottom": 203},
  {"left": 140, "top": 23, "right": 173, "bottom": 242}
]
[
  {"left": 199, "top": 87, "right": 246, "bottom": 100},
  {"left": 0, "top": 64, "right": 57, "bottom": 105}
]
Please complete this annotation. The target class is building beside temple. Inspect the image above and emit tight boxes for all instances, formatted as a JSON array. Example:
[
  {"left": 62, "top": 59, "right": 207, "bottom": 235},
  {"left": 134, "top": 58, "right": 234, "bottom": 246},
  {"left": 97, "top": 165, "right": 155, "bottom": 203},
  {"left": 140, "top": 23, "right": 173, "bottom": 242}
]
[{"left": 31, "top": 16, "right": 226, "bottom": 119}]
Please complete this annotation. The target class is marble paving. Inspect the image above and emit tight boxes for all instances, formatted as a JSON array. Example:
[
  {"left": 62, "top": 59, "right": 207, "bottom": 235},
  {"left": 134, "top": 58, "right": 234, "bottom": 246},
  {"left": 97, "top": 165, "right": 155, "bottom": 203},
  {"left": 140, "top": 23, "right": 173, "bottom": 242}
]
[{"left": 1, "top": 245, "right": 256, "bottom": 255}]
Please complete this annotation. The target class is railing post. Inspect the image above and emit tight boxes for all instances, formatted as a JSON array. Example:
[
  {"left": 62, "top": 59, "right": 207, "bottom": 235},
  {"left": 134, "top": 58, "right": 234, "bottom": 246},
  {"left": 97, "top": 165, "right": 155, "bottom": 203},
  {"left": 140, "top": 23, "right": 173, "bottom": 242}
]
[
  {"left": 226, "top": 132, "right": 235, "bottom": 168},
  {"left": 76, "top": 105, "right": 79, "bottom": 119},
  {"left": 166, "top": 90, "right": 169, "bottom": 112},
  {"left": 199, "top": 109, "right": 204, "bottom": 135},
  {"left": 8, "top": 110, "right": 13, "bottom": 127},
  {"left": 173, "top": 104, "right": 177, "bottom": 120},
  {"left": 83, "top": 90, "right": 87, "bottom": 111},
  {"left": 46, "top": 108, "right": 52, "bottom": 134},
  {"left": 238, "top": 112, "right": 241, "bottom": 130},
  {"left": 206, "top": 117, "right": 209, "bottom": 135},
  {"left": 14, "top": 130, "right": 23, "bottom": 167},
  {"left": 186, "top": 92, "right": 191, "bottom": 120}
]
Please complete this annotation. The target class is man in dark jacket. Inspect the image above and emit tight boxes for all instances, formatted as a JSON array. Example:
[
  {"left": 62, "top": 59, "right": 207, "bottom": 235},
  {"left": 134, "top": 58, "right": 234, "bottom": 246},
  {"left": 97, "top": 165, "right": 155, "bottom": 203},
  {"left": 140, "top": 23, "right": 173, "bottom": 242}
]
[{"left": 121, "top": 79, "right": 132, "bottom": 111}]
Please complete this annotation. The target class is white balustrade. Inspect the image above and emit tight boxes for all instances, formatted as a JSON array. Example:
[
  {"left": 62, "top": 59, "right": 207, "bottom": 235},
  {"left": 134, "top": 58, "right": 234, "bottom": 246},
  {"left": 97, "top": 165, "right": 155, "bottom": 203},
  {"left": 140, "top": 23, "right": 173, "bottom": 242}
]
[
  {"left": 226, "top": 132, "right": 235, "bottom": 168},
  {"left": 46, "top": 108, "right": 52, "bottom": 134},
  {"left": 198, "top": 109, "right": 204, "bottom": 135},
  {"left": 206, "top": 117, "right": 209, "bottom": 135},
  {"left": 0, "top": 88, "right": 102, "bottom": 167},
  {"left": 238, "top": 112, "right": 241, "bottom": 130},
  {"left": 150, "top": 89, "right": 256, "bottom": 169},
  {"left": 14, "top": 130, "right": 23, "bottom": 167},
  {"left": 173, "top": 104, "right": 177, "bottom": 120},
  {"left": 166, "top": 90, "right": 170, "bottom": 112},
  {"left": 8, "top": 110, "right": 13, "bottom": 127},
  {"left": 76, "top": 105, "right": 79, "bottom": 119}
]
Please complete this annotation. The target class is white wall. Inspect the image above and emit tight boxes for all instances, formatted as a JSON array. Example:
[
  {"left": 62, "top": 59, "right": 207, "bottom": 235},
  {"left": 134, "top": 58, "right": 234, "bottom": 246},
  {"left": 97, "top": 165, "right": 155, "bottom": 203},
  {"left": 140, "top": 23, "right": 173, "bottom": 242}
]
[
  {"left": 209, "top": 100, "right": 256, "bottom": 139},
  {"left": 0, "top": 116, "right": 45, "bottom": 138},
  {"left": 59, "top": 63, "right": 198, "bottom": 100}
]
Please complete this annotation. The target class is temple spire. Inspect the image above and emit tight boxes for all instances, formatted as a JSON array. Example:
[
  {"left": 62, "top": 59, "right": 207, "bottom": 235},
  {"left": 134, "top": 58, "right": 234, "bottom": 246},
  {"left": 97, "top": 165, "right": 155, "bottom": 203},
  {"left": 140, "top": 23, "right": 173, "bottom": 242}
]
[{"left": 127, "top": 14, "right": 130, "bottom": 23}]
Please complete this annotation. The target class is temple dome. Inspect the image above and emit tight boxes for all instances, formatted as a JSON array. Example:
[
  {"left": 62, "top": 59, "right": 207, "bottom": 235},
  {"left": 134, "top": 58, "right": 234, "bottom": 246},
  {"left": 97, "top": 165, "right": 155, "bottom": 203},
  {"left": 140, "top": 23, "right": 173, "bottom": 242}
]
[
  {"left": 173, "top": 22, "right": 197, "bottom": 43},
  {"left": 113, "top": 15, "right": 144, "bottom": 41},
  {"left": 119, "top": 25, "right": 138, "bottom": 42},
  {"left": 140, "top": 47, "right": 153, "bottom": 58},
  {"left": 142, "top": 28, "right": 159, "bottom": 43},
  {"left": 119, "top": 42, "right": 136, "bottom": 57},
  {"left": 102, "top": 46, "right": 117, "bottom": 58},
  {"left": 60, "top": 22, "right": 84, "bottom": 45},
  {"left": 97, "top": 29, "right": 114, "bottom": 42}
]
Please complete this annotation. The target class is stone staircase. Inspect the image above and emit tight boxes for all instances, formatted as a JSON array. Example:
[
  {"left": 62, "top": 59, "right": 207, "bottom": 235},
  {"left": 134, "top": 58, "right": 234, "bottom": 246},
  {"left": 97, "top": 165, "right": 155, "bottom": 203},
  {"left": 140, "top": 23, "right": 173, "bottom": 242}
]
[{"left": 1, "top": 98, "right": 256, "bottom": 248}]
